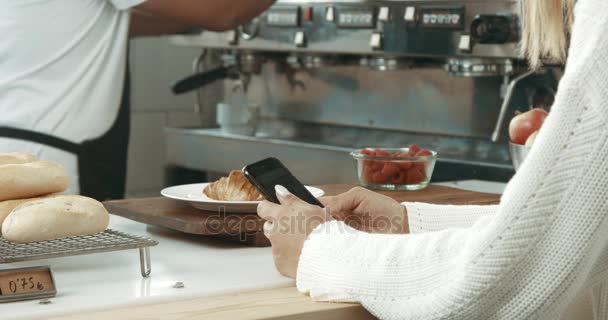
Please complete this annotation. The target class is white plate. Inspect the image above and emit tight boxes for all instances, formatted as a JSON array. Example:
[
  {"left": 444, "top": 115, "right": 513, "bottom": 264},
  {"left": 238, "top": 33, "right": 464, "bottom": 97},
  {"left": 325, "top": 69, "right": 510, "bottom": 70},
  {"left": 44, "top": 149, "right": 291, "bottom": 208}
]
[{"left": 161, "top": 183, "right": 325, "bottom": 213}]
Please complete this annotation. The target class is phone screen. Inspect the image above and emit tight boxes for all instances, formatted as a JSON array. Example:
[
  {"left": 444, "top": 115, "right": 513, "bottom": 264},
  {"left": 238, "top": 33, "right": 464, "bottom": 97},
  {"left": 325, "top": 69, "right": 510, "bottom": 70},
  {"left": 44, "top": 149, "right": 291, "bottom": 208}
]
[{"left": 243, "top": 157, "right": 324, "bottom": 207}]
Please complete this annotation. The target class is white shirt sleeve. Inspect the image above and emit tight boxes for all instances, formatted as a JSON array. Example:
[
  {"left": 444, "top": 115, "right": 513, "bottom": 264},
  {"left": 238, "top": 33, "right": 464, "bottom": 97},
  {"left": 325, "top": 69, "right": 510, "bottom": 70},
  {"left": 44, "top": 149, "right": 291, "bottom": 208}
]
[
  {"left": 404, "top": 202, "right": 498, "bottom": 234},
  {"left": 297, "top": 1, "right": 608, "bottom": 318},
  {"left": 108, "top": 0, "right": 147, "bottom": 10}
]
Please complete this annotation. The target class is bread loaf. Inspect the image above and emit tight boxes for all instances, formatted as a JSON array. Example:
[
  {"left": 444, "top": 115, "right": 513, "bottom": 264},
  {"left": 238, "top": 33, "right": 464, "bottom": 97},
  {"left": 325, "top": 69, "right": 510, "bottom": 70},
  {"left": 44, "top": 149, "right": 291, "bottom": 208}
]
[
  {"left": 0, "top": 161, "right": 70, "bottom": 201},
  {"left": 2, "top": 195, "right": 109, "bottom": 243},
  {"left": 0, "top": 152, "right": 37, "bottom": 166},
  {"left": 0, "top": 194, "right": 61, "bottom": 231}
]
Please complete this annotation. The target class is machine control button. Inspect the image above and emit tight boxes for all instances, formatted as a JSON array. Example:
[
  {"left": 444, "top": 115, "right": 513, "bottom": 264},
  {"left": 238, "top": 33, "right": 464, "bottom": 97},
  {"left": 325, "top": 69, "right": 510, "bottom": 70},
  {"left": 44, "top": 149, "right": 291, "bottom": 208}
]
[
  {"left": 378, "top": 7, "right": 390, "bottom": 22},
  {"left": 267, "top": 8, "right": 300, "bottom": 27},
  {"left": 458, "top": 34, "right": 472, "bottom": 51},
  {"left": 326, "top": 7, "right": 335, "bottom": 22},
  {"left": 303, "top": 7, "right": 314, "bottom": 22},
  {"left": 294, "top": 31, "right": 306, "bottom": 47},
  {"left": 419, "top": 6, "right": 464, "bottom": 29},
  {"left": 337, "top": 9, "right": 375, "bottom": 28},
  {"left": 472, "top": 65, "right": 485, "bottom": 72},
  {"left": 404, "top": 7, "right": 416, "bottom": 22},
  {"left": 370, "top": 32, "right": 383, "bottom": 50}
]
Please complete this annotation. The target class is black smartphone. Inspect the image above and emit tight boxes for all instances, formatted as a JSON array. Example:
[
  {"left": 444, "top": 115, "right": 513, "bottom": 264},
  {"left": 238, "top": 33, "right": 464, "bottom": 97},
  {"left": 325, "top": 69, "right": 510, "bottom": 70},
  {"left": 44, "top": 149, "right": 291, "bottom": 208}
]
[{"left": 242, "top": 157, "right": 324, "bottom": 207}]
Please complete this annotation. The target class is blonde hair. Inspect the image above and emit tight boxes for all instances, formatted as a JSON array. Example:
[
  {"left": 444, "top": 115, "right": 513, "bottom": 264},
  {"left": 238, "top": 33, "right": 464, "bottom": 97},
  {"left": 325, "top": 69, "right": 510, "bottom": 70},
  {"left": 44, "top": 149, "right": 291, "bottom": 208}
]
[{"left": 521, "top": 0, "right": 576, "bottom": 68}]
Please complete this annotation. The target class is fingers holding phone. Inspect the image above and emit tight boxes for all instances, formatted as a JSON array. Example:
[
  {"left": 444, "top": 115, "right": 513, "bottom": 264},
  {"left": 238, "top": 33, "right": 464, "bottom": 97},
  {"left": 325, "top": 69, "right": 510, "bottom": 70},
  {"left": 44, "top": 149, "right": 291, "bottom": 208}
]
[
  {"left": 257, "top": 184, "right": 329, "bottom": 279},
  {"left": 320, "top": 187, "right": 409, "bottom": 234}
]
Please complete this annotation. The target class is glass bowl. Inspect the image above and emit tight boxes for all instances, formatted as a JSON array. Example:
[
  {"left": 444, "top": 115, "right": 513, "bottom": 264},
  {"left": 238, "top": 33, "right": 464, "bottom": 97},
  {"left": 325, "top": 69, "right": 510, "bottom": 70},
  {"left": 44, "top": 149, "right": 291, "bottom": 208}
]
[
  {"left": 350, "top": 147, "right": 437, "bottom": 191},
  {"left": 509, "top": 142, "right": 531, "bottom": 171}
]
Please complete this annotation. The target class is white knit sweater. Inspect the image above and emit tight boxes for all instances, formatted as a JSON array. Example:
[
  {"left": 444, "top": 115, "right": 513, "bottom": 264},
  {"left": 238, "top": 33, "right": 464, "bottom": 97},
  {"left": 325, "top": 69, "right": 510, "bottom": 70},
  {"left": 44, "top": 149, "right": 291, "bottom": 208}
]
[{"left": 296, "top": 1, "right": 608, "bottom": 319}]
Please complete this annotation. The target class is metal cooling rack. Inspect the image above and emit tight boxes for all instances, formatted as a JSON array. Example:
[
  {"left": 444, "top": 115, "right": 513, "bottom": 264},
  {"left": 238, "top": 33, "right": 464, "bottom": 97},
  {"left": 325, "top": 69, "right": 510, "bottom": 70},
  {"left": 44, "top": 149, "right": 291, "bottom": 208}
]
[{"left": 0, "top": 229, "right": 158, "bottom": 277}]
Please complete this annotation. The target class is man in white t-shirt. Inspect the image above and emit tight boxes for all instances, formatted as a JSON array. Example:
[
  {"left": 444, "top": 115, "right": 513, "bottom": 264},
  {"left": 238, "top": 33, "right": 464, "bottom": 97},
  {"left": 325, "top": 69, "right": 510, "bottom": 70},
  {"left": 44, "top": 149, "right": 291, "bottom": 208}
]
[{"left": 0, "top": 0, "right": 275, "bottom": 200}]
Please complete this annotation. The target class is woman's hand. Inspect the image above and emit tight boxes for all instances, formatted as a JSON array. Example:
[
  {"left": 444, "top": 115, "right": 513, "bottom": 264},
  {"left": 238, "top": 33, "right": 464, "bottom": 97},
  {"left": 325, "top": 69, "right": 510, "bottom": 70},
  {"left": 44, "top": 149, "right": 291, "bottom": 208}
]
[
  {"left": 321, "top": 187, "right": 409, "bottom": 234},
  {"left": 257, "top": 185, "right": 330, "bottom": 279}
]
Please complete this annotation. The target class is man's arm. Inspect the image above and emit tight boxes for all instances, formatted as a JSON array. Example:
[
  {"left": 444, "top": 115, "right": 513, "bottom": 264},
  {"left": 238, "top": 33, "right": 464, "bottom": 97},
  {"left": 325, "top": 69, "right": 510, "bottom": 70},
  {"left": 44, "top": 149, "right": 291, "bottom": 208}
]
[
  {"left": 130, "top": 10, "right": 192, "bottom": 37},
  {"left": 133, "top": 0, "right": 275, "bottom": 34}
]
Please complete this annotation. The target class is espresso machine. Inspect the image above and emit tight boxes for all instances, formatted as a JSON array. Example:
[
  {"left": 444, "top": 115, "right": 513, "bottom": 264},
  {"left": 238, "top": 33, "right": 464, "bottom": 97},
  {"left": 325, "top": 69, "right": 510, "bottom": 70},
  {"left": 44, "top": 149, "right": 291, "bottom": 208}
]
[{"left": 166, "top": 0, "right": 559, "bottom": 185}]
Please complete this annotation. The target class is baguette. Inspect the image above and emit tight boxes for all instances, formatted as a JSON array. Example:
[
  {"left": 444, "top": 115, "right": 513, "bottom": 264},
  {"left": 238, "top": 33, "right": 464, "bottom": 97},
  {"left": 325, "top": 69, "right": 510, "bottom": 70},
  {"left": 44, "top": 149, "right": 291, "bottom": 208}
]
[
  {"left": 0, "top": 152, "right": 37, "bottom": 166},
  {"left": 0, "top": 160, "right": 70, "bottom": 201},
  {"left": 2, "top": 195, "right": 109, "bottom": 243},
  {"left": 0, "top": 194, "right": 61, "bottom": 232}
]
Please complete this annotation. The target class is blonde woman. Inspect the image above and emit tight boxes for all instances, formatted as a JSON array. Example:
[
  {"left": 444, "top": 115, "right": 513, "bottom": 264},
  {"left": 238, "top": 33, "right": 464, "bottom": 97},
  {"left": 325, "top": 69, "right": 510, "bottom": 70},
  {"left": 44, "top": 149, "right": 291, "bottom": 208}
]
[{"left": 258, "top": 0, "right": 608, "bottom": 319}]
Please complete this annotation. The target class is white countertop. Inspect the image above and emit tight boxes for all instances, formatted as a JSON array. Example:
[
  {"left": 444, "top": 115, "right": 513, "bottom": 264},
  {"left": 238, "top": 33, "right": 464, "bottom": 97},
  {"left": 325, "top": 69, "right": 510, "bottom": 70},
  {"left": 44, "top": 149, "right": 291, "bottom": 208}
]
[
  {"left": 1, "top": 180, "right": 506, "bottom": 319},
  {"left": 1, "top": 216, "right": 293, "bottom": 320}
]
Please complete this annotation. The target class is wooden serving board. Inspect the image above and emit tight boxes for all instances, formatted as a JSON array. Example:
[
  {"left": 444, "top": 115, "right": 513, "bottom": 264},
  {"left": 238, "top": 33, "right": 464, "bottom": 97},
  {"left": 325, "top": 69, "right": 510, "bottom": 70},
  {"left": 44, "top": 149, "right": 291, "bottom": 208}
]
[{"left": 103, "top": 184, "right": 500, "bottom": 247}]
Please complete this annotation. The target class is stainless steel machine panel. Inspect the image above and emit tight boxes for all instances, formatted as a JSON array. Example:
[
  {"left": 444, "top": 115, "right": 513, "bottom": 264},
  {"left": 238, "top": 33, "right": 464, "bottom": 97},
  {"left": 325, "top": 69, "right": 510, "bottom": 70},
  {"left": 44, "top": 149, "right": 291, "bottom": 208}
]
[
  {"left": 172, "top": 0, "right": 520, "bottom": 58},
  {"left": 165, "top": 128, "right": 356, "bottom": 185},
  {"left": 246, "top": 64, "right": 509, "bottom": 138},
  {"left": 166, "top": 0, "right": 559, "bottom": 184}
]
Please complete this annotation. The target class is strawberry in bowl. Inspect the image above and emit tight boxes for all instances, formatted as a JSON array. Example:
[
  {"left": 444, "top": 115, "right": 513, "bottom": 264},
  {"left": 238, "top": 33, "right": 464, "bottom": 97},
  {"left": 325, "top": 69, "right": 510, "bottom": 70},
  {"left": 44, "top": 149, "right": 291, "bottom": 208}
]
[{"left": 351, "top": 145, "right": 437, "bottom": 191}]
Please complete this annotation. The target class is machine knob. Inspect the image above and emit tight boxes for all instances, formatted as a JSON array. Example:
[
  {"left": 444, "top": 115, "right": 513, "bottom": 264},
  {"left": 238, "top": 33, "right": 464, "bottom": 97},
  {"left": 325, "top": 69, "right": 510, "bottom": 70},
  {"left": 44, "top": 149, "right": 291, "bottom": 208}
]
[
  {"left": 326, "top": 7, "right": 335, "bottom": 22},
  {"left": 240, "top": 17, "right": 260, "bottom": 40},
  {"left": 294, "top": 31, "right": 306, "bottom": 47},
  {"left": 370, "top": 32, "right": 383, "bottom": 50},
  {"left": 378, "top": 7, "right": 390, "bottom": 22},
  {"left": 470, "top": 15, "right": 519, "bottom": 44}
]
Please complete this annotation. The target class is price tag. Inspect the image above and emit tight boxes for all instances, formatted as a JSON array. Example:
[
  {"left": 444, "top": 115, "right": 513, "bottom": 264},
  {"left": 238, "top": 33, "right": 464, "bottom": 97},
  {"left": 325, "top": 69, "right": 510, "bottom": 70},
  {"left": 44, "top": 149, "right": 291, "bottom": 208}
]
[{"left": 0, "top": 266, "right": 56, "bottom": 303}]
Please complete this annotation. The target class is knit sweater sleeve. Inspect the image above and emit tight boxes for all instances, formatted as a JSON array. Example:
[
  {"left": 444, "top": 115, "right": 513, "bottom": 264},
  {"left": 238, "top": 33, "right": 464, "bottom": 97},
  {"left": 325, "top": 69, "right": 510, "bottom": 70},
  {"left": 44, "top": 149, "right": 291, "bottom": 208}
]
[
  {"left": 297, "top": 1, "right": 608, "bottom": 319},
  {"left": 404, "top": 202, "right": 498, "bottom": 234}
]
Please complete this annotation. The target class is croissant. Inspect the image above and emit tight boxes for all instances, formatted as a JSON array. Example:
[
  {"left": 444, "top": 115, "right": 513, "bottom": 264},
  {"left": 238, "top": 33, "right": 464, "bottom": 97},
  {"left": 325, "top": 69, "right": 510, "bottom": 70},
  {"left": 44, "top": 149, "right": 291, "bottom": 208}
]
[{"left": 203, "top": 170, "right": 264, "bottom": 201}]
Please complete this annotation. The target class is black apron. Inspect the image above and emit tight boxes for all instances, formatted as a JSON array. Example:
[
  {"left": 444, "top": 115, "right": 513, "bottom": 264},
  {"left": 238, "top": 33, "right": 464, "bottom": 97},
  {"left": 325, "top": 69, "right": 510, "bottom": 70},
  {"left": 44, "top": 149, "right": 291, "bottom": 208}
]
[{"left": 0, "top": 68, "right": 131, "bottom": 201}]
